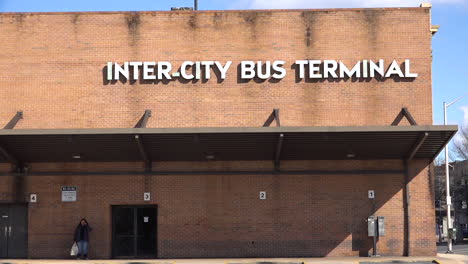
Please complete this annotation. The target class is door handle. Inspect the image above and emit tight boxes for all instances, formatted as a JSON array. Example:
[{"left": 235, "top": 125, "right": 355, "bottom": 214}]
[
  {"left": 3, "top": 226, "right": 6, "bottom": 237},
  {"left": 8, "top": 226, "right": 11, "bottom": 237}
]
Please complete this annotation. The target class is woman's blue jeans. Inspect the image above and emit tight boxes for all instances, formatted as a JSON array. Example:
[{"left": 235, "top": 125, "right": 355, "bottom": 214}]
[{"left": 77, "top": 240, "right": 88, "bottom": 256}]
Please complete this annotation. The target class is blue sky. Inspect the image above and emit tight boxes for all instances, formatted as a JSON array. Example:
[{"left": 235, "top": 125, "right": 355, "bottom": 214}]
[{"left": 0, "top": 0, "right": 467, "bottom": 127}]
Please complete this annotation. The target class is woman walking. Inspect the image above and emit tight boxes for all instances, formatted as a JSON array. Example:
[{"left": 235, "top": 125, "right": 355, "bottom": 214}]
[{"left": 74, "top": 218, "right": 92, "bottom": 259}]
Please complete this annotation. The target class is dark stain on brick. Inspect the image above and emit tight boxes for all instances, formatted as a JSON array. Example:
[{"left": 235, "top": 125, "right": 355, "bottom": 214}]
[
  {"left": 386, "top": 238, "right": 400, "bottom": 250},
  {"left": 12, "top": 13, "right": 26, "bottom": 30},
  {"left": 126, "top": 12, "right": 140, "bottom": 34},
  {"left": 306, "top": 27, "right": 311, "bottom": 47},
  {"left": 239, "top": 12, "right": 272, "bottom": 40},
  {"left": 241, "top": 12, "right": 259, "bottom": 39},
  {"left": 242, "top": 12, "right": 257, "bottom": 24},
  {"left": 126, "top": 13, "right": 140, "bottom": 46},
  {"left": 213, "top": 12, "right": 223, "bottom": 28},
  {"left": 71, "top": 14, "right": 80, "bottom": 25},
  {"left": 188, "top": 14, "right": 197, "bottom": 29},
  {"left": 301, "top": 11, "right": 316, "bottom": 49},
  {"left": 71, "top": 14, "right": 80, "bottom": 40},
  {"left": 363, "top": 10, "right": 378, "bottom": 46},
  {"left": 11, "top": 13, "right": 26, "bottom": 30},
  {"left": 415, "top": 238, "right": 434, "bottom": 247},
  {"left": 15, "top": 13, "right": 25, "bottom": 24}
]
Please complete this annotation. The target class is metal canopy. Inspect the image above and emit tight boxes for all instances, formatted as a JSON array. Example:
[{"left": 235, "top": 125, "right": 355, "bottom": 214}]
[{"left": 0, "top": 125, "right": 458, "bottom": 163}]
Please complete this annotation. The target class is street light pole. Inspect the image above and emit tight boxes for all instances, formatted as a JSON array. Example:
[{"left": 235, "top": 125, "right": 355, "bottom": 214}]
[
  {"left": 443, "top": 101, "right": 453, "bottom": 253},
  {"left": 443, "top": 93, "right": 468, "bottom": 254}
]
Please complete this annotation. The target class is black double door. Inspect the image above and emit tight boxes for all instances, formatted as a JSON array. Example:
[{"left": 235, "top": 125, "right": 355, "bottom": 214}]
[
  {"left": 112, "top": 205, "right": 157, "bottom": 258},
  {"left": 0, "top": 204, "right": 28, "bottom": 258}
]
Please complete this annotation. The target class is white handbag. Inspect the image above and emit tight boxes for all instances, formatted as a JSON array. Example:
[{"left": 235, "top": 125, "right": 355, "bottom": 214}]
[{"left": 70, "top": 242, "right": 78, "bottom": 256}]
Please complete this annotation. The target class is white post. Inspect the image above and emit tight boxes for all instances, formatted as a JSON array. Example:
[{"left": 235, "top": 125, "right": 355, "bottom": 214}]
[{"left": 444, "top": 102, "right": 453, "bottom": 253}]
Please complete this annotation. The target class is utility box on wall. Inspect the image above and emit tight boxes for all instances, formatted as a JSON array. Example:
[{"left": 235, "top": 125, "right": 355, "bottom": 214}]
[
  {"left": 368, "top": 216, "right": 376, "bottom": 237},
  {"left": 378, "top": 216, "right": 385, "bottom": 237}
]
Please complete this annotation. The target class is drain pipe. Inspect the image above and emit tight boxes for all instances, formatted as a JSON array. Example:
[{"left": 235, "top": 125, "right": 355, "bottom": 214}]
[{"left": 403, "top": 159, "right": 411, "bottom": 256}]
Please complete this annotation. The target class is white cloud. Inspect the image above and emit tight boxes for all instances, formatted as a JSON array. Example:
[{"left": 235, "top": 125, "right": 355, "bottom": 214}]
[{"left": 231, "top": 0, "right": 463, "bottom": 9}]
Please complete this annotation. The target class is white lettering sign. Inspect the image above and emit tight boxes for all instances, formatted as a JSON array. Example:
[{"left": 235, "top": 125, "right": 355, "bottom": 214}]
[{"left": 105, "top": 59, "right": 417, "bottom": 82}]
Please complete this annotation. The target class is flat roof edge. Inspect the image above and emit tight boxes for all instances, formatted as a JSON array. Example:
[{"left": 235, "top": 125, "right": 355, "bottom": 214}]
[
  {"left": 0, "top": 125, "right": 458, "bottom": 136},
  {"left": 0, "top": 7, "right": 426, "bottom": 16}
]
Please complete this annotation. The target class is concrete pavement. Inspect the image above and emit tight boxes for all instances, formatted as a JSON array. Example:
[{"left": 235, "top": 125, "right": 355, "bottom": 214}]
[
  {"left": 0, "top": 257, "right": 449, "bottom": 264},
  {"left": 3, "top": 244, "right": 468, "bottom": 264},
  {"left": 437, "top": 254, "right": 468, "bottom": 264},
  {"left": 438, "top": 244, "right": 468, "bottom": 255},
  {"left": 437, "top": 243, "right": 468, "bottom": 264}
]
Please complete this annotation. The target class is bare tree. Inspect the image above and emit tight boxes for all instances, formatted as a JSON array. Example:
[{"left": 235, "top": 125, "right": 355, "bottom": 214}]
[
  {"left": 453, "top": 124, "right": 468, "bottom": 160},
  {"left": 435, "top": 155, "right": 445, "bottom": 166}
]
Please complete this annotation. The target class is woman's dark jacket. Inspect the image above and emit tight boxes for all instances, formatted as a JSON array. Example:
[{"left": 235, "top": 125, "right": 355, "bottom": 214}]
[{"left": 74, "top": 224, "right": 92, "bottom": 242}]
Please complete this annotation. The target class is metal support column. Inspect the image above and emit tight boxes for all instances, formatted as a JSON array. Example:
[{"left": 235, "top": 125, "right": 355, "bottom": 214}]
[
  {"left": 134, "top": 110, "right": 152, "bottom": 128},
  {"left": 274, "top": 133, "right": 284, "bottom": 171},
  {"left": 263, "top": 108, "right": 280, "bottom": 127},
  {"left": 135, "top": 135, "right": 151, "bottom": 173},
  {"left": 403, "top": 160, "right": 411, "bottom": 256},
  {"left": 391, "top": 108, "right": 418, "bottom": 126},
  {"left": 134, "top": 110, "right": 152, "bottom": 173},
  {"left": 3, "top": 111, "right": 23, "bottom": 129}
]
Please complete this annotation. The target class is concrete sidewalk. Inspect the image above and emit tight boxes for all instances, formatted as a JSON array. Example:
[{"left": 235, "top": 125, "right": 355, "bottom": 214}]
[
  {"left": 437, "top": 253, "right": 468, "bottom": 264},
  {"left": 0, "top": 256, "right": 462, "bottom": 264}
]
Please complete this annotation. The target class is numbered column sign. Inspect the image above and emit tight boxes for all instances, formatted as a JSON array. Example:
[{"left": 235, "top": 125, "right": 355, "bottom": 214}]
[
  {"left": 144, "top": 192, "right": 151, "bottom": 201},
  {"left": 259, "top": 191, "right": 266, "bottom": 200}
]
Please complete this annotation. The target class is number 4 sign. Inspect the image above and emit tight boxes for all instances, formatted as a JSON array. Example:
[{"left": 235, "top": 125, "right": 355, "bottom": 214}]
[{"left": 30, "top": 194, "right": 37, "bottom": 203}]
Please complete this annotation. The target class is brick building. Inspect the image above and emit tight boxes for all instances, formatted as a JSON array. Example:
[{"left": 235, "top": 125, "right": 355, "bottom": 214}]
[{"left": 0, "top": 4, "right": 458, "bottom": 259}]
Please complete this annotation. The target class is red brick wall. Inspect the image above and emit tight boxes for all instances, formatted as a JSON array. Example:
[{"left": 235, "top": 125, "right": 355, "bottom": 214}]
[
  {"left": 0, "top": 7, "right": 432, "bottom": 128},
  {"left": 408, "top": 160, "right": 437, "bottom": 256},
  {"left": 12, "top": 159, "right": 432, "bottom": 258},
  {"left": 0, "top": 161, "right": 436, "bottom": 258},
  {"left": 0, "top": 7, "right": 436, "bottom": 258}
]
